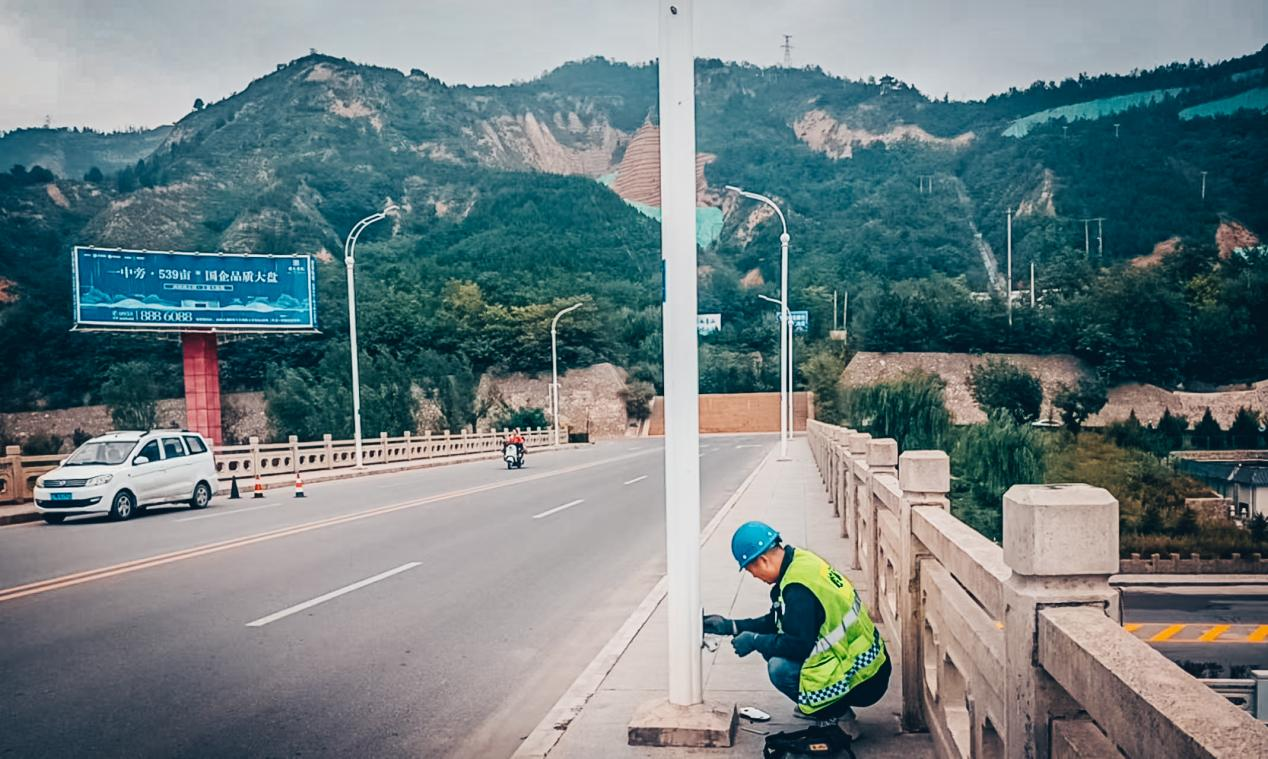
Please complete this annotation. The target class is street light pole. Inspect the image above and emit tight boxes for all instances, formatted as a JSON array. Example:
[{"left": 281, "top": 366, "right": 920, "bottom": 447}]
[
  {"left": 550, "top": 302, "right": 583, "bottom": 447},
  {"left": 1006, "top": 206, "right": 1014, "bottom": 328},
  {"left": 344, "top": 203, "right": 398, "bottom": 468},
  {"left": 725, "top": 184, "right": 790, "bottom": 459}
]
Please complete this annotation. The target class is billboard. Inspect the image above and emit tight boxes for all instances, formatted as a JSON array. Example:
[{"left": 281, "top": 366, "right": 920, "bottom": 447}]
[
  {"left": 697, "top": 313, "right": 722, "bottom": 336},
  {"left": 72, "top": 247, "right": 317, "bottom": 332}
]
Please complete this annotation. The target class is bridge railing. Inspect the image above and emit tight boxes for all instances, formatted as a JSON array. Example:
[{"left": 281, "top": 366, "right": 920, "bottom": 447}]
[
  {"left": 808, "top": 419, "right": 1268, "bottom": 758},
  {"left": 0, "top": 428, "right": 556, "bottom": 503}
]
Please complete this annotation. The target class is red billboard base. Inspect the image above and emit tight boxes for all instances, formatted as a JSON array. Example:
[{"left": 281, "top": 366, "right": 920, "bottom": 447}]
[{"left": 182, "top": 333, "right": 222, "bottom": 446}]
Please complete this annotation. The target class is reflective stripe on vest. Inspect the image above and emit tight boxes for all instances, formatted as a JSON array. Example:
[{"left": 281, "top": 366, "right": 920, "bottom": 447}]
[{"left": 778, "top": 548, "right": 887, "bottom": 713}]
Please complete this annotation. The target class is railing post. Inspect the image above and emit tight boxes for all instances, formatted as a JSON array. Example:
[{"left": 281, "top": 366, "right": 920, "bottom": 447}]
[
  {"left": 323, "top": 433, "right": 334, "bottom": 469},
  {"left": 898, "top": 450, "right": 950, "bottom": 732},
  {"left": 844, "top": 432, "right": 871, "bottom": 561},
  {"left": 1255, "top": 670, "right": 1268, "bottom": 721},
  {"left": 4, "top": 445, "right": 25, "bottom": 503},
  {"left": 864, "top": 439, "right": 898, "bottom": 607},
  {"left": 380, "top": 432, "right": 389, "bottom": 463},
  {"left": 404, "top": 430, "right": 412, "bottom": 460},
  {"left": 1002, "top": 484, "right": 1120, "bottom": 759},
  {"left": 249, "top": 436, "right": 261, "bottom": 478},
  {"left": 288, "top": 435, "right": 299, "bottom": 474}
]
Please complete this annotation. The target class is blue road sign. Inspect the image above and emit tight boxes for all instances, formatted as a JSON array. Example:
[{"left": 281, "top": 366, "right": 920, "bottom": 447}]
[
  {"left": 789, "top": 310, "right": 809, "bottom": 333},
  {"left": 73, "top": 247, "right": 317, "bottom": 332}
]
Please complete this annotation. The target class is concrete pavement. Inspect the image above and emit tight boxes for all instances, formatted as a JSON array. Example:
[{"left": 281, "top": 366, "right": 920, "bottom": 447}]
[
  {"left": 0, "top": 436, "right": 773, "bottom": 758},
  {"left": 522, "top": 437, "right": 934, "bottom": 759}
]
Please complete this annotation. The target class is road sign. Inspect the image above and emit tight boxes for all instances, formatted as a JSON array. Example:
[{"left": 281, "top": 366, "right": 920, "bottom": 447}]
[
  {"left": 72, "top": 247, "right": 317, "bottom": 332},
  {"left": 789, "top": 310, "right": 808, "bottom": 333},
  {"left": 696, "top": 313, "right": 721, "bottom": 335}
]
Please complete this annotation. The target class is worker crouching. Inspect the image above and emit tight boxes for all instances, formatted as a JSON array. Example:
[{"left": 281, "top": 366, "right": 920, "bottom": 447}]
[{"left": 704, "top": 521, "right": 891, "bottom": 739}]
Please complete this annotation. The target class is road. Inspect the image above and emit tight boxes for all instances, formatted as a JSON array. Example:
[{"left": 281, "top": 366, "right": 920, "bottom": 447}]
[
  {"left": 0, "top": 435, "right": 774, "bottom": 758},
  {"left": 1122, "top": 588, "right": 1268, "bottom": 675}
]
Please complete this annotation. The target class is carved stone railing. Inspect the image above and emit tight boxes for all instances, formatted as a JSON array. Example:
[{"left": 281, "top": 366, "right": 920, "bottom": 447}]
[
  {"left": 1, "top": 428, "right": 556, "bottom": 502},
  {"left": 809, "top": 419, "right": 1268, "bottom": 758}
]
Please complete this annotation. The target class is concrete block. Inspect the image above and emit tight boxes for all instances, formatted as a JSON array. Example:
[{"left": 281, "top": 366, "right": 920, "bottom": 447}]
[
  {"left": 867, "top": 438, "right": 898, "bottom": 468},
  {"left": 1004, "top": 484, "right": 1119, "bottom": 576},
  {"left": 847, "top": 432, "right": 872, "bottom": 455},
  {"left": 899, "top": 450, "right": 950, "bottom": 494},
  {"left": 627, "top": 698, "right": 737, "bottom": 747}
]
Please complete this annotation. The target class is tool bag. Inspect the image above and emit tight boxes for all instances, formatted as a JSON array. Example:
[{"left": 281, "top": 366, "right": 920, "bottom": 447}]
[{"left": 762, "top": 724, "right": 855, "bottom": 759}]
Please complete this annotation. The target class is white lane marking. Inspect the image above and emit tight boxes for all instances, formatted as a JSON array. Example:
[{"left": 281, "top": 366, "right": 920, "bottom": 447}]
[
  {"left": 735, "top": 444, "right": 763, "bottom": 449},
  {"left": 531, "top": 499, "right": 585, "bottom": 520},
  {"left": 176, "top": 504, "right": 276, "bottom": 522},
  {"left": 246, "top": 562, "right": 421, "bottom": 627},
  {"left": 623, "top": 475, "right": 648, "bottom": 486}
]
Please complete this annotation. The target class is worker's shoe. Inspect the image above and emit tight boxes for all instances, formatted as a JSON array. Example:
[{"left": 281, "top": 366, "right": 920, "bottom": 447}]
[{"left": 791, "top": 706, "right": 863, "bottom": 740}]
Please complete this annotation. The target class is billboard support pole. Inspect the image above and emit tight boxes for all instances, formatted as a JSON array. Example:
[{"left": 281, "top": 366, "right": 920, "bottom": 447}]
[{"left": 181, "top": 333, "right": 222, "bottom": 445}]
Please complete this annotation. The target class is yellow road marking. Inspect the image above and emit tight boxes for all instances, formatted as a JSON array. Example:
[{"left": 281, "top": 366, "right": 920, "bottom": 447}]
[
  {"left": 1123, "top": 623, "right": 1142, "bottom": 633},
  {"left": 1250, "top": 625, "right": 1268, "bottom": 643},
  {"left": 1149, "top": 624, "right": 1186, "bottom": 642},
  {"left": 1197, "top": 624, "right": 1230, "bottom": 642},
  {"left": 0, "top": 450, "right": 649, "bottom": 605}
]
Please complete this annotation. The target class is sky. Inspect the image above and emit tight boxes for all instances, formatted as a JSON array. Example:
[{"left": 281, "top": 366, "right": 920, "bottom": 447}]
[{"left": 1, "top": 0, "right": 1265, "bottom": 133}]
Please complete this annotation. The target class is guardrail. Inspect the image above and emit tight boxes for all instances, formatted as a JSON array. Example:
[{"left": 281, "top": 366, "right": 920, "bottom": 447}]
[
  {"left": 808, "top": 419, "right": 1268, "bottom": 758},
  {"left": 0, "top": 428, "right": 555, "bottom": 503}
]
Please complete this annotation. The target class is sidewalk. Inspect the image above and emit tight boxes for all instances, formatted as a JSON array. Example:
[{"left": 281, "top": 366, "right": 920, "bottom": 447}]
[{"left": 522, "top": 439, "right": 934, "bottom": 758}]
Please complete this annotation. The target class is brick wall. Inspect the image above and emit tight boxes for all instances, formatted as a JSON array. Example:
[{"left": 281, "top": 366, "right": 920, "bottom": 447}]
[{"left": 646, "top": 391, "right": 813, "bottom": 435}]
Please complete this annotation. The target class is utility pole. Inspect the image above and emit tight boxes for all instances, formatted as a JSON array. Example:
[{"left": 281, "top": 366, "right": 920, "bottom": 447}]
[
  {"left": 1095, "top": 217, "right": 1105, "bottom": 261},
  {"left": 1006, "top": 207, "right": 1014, "bottom": 327},
  {"left": 1201, "top": 171, "right": 1208, "bottom": 200},
  {"left": 658, "top": 0, "right": 702, "bottom": 710},
  {"left": 1114, "top": 123, "right": 1120, "bottom": 138},
  {"left": 1030, "top": 262, "right": 1036, "bottom": 308},
  {"left": 1062, "top": 125, "right": 1068, "bottom": 139},
  {"left": 782, "top": 34, "right": 793, "bottom": 67},
  {"left": 918, "top": 174, "right": 935, "bottom": 193},
  {"left": 833, "top": 290, "right": 838, "bottom": 330}
]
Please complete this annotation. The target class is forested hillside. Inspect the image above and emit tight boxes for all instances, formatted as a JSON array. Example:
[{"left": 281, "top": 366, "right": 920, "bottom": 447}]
[{"left": 1, "top": 45, "right": 1266, "bottom": 416}]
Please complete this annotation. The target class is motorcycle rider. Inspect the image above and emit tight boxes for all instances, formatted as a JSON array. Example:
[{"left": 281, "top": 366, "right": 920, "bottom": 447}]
[{"left": 507, "top": 428, "right": 526, "bottom": 461}]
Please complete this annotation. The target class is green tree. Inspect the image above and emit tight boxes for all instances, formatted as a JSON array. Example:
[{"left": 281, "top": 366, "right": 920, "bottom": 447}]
[
  {"left": 101, "top": 360, "right": 162, "bottom": 430},
  {"left": 1174, "top": 507, "right": 1200, "bottom": 536},
  {"left": 952, "top": 413, "right": 1048, "bottom": 541},
  {"left": 619, "top": 379, "right": 655, "bottom": 423},
  {"left": 799, "top": 346, "right": 847, "bottom": 424},
  {"left": 193, "top": 98, "right": 205, "bottom": 111},
  {"left": 967, "top": 358, "right": 1043, "bottom": 425},
  {"left": 83, "top": 166, "right": 103, "bottom": 182},
  {"left": 839, "top": 370, "right": 951, "bottom": 451},
  {"left": 1156, "top": 408, "right": 1189, "bottom": 452},
  {"left": 492, "top": 407, "right": 549, "bottom": 431},
  {"left": 1249, "top": 513, "right": 1268, "bottom": 542},
  {"left": 1053, "top": 376, "right": 1108, "bottom": 433},
  {"left": 22, "top": 433, "right": 64, "bottom": 455},
  {"left": 1229, "top": 407, "right": 1262, "bottom": 449},
  {"left": 1192, "top": 408, "right": 1224, "bottom": 449}
]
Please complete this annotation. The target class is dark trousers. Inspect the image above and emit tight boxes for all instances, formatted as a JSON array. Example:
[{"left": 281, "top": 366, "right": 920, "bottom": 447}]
[{"left": 766, "top": 652, "right": 892, "bottom": 713}]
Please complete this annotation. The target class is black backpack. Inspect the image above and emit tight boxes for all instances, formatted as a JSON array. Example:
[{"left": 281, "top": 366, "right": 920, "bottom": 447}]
[{"left": 762, "top": 724, "right": 855, "bottom": 758}]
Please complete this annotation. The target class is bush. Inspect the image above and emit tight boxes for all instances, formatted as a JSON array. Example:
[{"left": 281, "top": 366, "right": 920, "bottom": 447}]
[
  {"left": 967, "top": 358, "right": 1043, "bottom": 425},
  {"left": 1192, "top": 408, "right": 1224, "bottom": 449},
  {"left": 101, "top": 360, "right": 162, "bottom": 431},
  {"left": 492, "top": 407, "right": 549, "bottom": 431},
  {"left": 619, "top": 379, "right": 655, "bottom": 423},
  {"left": 22, "top": 432, "right": 64, "bottom": 455},
  {"left": 839, "top": 370, "right": 951, "bottom": 451},
  {"left": 71, "top": 428, "right": 93, "bottom": 448},
  {"left": 1229, "top": 407, "right": 1263, "bottom": 449},
  {"left": 951, "top": 414, "right": 1048, "bottom": 541},
  {"left": 1053, "top": 376, "right": 1108, "bottom": 433},
  {"left": 800, "top": 347, "right": 847, "bottom": 425}
]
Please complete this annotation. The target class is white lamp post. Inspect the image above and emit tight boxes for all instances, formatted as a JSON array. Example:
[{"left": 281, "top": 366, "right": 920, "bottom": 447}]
[
  {"left": 344, "top": 203, "right": 398, "bottom": 468},
  {"left": 550, "top": 302, "right": 583, "bottom": 447},
  {"left": 725, "top": 184, "right": 790, "bottom": 459},
  {"left": 758, "top": 293, "right": 792, "bottom": 460}
]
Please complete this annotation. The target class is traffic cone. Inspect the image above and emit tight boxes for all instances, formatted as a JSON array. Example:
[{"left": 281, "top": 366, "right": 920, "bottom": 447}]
[
  {"left": 253, "top": 476, "right": 265, "bottom": 499},
  {"left": 294, "top": 473, "right": 305, "bottom": 498},
  {"left": 229, "top": 476, "right": 241, "bottom": 500}
]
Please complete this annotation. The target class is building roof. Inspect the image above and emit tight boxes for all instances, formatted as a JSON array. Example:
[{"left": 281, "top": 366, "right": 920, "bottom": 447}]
[{"left": 1178, "top": 459, "right": 1268, "bottom": 486}]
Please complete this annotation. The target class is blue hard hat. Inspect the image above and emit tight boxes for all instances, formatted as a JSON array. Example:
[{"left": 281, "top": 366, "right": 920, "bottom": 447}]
[{"left": 731, "top": 521, "right": 780, "bottom": 570}]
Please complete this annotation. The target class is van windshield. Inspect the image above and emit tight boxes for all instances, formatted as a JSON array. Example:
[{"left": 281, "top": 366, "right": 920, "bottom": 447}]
[{"left": 64, "top": 441, "right": 138, "bottom": 466}]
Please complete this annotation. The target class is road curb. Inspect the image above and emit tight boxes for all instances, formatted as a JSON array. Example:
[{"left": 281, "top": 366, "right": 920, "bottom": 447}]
[
  {"left": 511, "top": 445, "right": 775, "bottom": 759},
  {"left": 0, "top": 510, "right": 41, "bottom": 526}
]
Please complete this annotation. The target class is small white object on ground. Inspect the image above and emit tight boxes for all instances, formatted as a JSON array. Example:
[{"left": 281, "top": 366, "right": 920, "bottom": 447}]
[{"left": 738, "top": 706, "right": 771, "bottom": 722}]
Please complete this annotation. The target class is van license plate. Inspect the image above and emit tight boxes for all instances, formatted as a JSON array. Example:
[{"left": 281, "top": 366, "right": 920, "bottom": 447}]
[{"left": 51, "top": 492, "right": 73, "bottom": 501}]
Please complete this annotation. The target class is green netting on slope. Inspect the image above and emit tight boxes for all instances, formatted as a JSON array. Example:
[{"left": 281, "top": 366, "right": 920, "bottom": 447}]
[
  {"left": 1003, "top": 88, "right": 1184, "bottom": 137},
  {"left": 625, "top": 199, "right": 724, "bottom": 248},
  {"left": 1180, "top": 88, "right": 1268, "bottom": 120}
]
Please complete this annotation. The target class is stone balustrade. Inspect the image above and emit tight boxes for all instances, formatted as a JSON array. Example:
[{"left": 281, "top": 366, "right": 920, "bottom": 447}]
[
  {"left": 0, "top": 427, "right": 555, "bottom": 503},
  {"left": 808, "top": 419, "right": 1268, "bottom": 758}
]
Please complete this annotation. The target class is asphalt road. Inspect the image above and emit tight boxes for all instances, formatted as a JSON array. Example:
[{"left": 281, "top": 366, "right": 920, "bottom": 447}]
[
  {"left": 1122, "top": 588, "right": 1268, "bottom": 674},
  {"left": 0, "top": 435, "right": 775, "bottom": 759}
]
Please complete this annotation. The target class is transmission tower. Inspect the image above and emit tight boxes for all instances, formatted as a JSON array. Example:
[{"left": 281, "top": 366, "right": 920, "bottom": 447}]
[{"left": 782, "top": 35, "right": 793, "bottom": 67}]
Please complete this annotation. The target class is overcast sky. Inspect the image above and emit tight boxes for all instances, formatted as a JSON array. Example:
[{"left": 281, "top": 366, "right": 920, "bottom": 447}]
[{"left": 1, "top": 0, "right": 1264, "bottom": 133}]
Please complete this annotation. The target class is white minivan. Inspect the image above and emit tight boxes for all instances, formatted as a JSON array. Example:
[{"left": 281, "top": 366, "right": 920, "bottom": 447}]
[{"left": 33, "top": 431, "right": 219, "bottom": 524}]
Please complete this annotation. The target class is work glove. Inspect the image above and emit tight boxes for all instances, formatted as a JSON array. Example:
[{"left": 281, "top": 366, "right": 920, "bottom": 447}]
[
  {"left": 703, "top": 614, "right": 737, "bottom": 636},
  {"left": 731, "top": 631, "right": 760, "bottom": 658}
]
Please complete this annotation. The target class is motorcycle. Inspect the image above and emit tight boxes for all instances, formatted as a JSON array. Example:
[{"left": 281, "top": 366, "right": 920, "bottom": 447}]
[{"left": 504, "top": 442, "right": 524, "bottom": 470}]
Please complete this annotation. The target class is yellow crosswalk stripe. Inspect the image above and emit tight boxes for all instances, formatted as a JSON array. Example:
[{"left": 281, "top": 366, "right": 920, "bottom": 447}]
[
  {"left": 1150, "top": 624, "right": 1186, "bottom": 642},
  {"left": 1123, "top": 623, "right": 1142, "bottom": 633},
  {"left": 1249, "top": 625, "right": 1268, "bottom": 643},
  {"left": 1197, "top": 624, "right": 1230, "bottom": 642}
]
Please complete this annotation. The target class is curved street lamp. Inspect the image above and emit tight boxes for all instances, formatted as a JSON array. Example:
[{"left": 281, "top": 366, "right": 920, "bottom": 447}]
[
  {"left": 726, "top": 185, "right": 791, "bottom": 459},
  {"left": 551, "top": 302, "right": 584, "bottom": 447},
  {"left": 345, "top": 203, "right": 399, "bottom": 468}
]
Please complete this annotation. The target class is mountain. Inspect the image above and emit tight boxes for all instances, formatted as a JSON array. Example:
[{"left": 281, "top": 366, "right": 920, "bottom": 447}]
[
  {"left": 0, "top": 126, "right": 172, "bottom": 179},
  {"left": 1, "top": 46, "right": 1266, "bottom": 412}
]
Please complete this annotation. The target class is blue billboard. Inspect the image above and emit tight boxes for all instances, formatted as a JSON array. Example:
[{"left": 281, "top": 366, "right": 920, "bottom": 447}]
[{"left": 72, "top": 247, "right": 317, "bottom": 331}]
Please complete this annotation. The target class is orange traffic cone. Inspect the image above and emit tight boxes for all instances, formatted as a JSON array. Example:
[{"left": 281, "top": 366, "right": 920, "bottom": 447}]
[
  {"left": 253, "top": 476, "right": 265, "bottom": 499},
  {"left": 294, "top": 473, "right": 306, "bottom": 498}
]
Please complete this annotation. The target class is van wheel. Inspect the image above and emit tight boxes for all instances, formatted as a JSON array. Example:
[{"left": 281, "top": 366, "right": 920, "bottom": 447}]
[
  {"left": 42, "top": 514, "right": 66, "bottom": 525},
  {"left": 109, "top": 491, "right": 137, "bottom": 521},
  {"left": 190, "top": 482, "right": 212, "bottom": 510}
]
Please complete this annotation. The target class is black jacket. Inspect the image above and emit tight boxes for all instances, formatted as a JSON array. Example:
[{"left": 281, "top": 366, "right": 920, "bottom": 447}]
[{"left": 734, "top": 546, "right": 824, "bottom": 662}]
